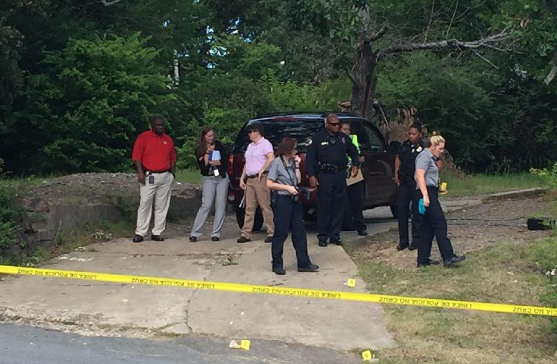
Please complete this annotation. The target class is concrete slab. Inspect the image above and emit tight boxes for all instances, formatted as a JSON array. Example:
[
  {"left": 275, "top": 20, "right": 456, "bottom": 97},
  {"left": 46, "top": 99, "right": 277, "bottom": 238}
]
[
  {"left": 0, "top": 197, "right": 484, "bottom": 350},
  {"left": 0, "top": 214, "right": 396, "bottom": 351},
  {"left": 188, "top": 239, "right": 394, "bottom": 350}
]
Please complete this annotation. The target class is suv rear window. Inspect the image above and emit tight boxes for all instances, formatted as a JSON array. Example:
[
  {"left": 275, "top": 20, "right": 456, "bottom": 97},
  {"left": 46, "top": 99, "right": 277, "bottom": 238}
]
[{"left": 234, "top": 118, "right": 325, "bottom": 153}]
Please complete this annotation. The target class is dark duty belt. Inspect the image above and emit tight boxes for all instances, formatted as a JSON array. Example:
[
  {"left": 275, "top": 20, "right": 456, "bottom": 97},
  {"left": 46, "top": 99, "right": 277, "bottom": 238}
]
[{"left": 319, "top": 164, "right": 344, "bottom": 173}]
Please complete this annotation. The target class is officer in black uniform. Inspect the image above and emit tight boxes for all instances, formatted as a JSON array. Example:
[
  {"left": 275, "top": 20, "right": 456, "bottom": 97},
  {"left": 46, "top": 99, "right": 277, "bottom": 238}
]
[
  {"left": 306, "top": 114, "right": 359, "bottom": 247},
  {"left": 394, "top": 122, "right": 424, "bottom": 251}
]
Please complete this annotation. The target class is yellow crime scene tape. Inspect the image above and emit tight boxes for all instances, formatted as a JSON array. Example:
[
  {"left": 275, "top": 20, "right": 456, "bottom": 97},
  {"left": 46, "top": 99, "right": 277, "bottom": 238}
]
[{"left": 1, "top": 265, "right": 556, "bottom": 317}]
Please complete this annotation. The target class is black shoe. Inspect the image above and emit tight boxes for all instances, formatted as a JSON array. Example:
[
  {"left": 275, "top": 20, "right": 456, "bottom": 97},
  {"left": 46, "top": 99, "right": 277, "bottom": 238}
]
[
  {"left": 189, "top": 236, "right": 197, "bottom": 242},
  {"left": 357, "top": 230, "right": 368, "bottom": 236},
  {"left": 298, "top": 264, "right": 319, "bottom": 273},
  {"left": 264, "top": 236, "right": 273, "bottom": 243},
  {"left": 237, "top": 236, "right": 251, "bottom": 244},
  {"left": 396, "top": 243, "right": 409, "bottom": 251},
  {"left": 444, "top": 255, "right": 466, "bottom": 267},
  {"left": 211, "top": 236, "right": 220, "bottom": 242},
  {"left": 331, "top": 239, "right": 343, "bottom": 246},
  {"left": 273, "top": 267, "right": 286, "bottom": 275},
  {"left": 408, "top": 244, "right": 418, "bottom": 251},
  {"left": 151, "top": 235, "right": 165, "bottom": 242},
  {"left": 132, "top": 235, "right": 143, "bottom": 243},
  {"left": 318, "top": 240, "right": 328, "bottom": 247},
  {"left": 417, "top": 259, "right": 441, "bottom": 268}
]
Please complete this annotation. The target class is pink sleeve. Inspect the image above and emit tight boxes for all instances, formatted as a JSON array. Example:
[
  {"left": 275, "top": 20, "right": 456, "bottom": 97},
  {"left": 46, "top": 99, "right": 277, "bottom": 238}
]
[{"left": 263, "top": 139, "right": 274, "bottom": 155}]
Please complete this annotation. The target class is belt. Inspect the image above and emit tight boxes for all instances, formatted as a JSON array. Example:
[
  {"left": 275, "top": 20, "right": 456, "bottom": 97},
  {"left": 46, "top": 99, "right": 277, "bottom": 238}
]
[
  {"left": 246, "top": 171, "right": 268, "bottom": 179},
  {"left": 146, "top": 169, "right": 171, "bottom": 174},
  {"left": 319, "top": 164, "right": 344, "bottom": 172}
]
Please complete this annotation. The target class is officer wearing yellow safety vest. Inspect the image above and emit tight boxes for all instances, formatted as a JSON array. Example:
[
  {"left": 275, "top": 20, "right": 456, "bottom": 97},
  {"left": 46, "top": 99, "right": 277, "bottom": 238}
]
[{"left": 339, "top": 121, "right": 367, "bottom": 236}]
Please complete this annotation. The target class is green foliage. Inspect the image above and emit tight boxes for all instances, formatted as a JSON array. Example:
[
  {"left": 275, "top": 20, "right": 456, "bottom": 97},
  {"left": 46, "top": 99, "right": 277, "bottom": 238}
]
[
  {"left": 497, "top": 0, "right": 557, "bottom": 82},
  {"left": 4, "top": 33, "right": 177, "bottom": 174},
  {"left": 267, "top": 77, "right": 351, "bottom": 111},
  {"left": 378, "top": 53, "right": 502, "bottom": 170},
  {"left": 1, "top": 0, "right": 557, "bottom": 175},
  {"left": 531, "top": 162, "right": 557, "bottom": 189},
  {"left": 0, "top": 186, "right": 20, "bottom": 259}
]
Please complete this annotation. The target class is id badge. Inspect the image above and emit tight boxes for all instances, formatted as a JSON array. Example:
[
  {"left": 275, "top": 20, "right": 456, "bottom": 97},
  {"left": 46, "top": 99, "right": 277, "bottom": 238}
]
[
  {"left": 148, "top": 175, "right": 155, "bottom": 184},
  {"left": 213, "top": 168, "right": 220, "bottom": 177}
]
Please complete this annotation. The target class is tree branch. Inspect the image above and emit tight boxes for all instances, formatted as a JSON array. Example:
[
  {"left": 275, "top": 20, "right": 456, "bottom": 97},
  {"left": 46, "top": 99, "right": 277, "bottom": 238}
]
[
  {"left": 347, "top": 71, "right": 358, "bottom": 86},
  {"left": 370, "top": 24, "right": 388, "bottom": 41},
  {"left": 377, "top": 29, "right": 510, "bottom": 60},
  {"left": 471, "top": 49, "right": 499, "bottom": 70},
  {"left": 544, "top": 49, "right": 557, "bottom": 85},
  {"left": 445, "top": 0, "right": 459, "bottom": 38},
  {"left": 424, "top": 0, "right": 436, "bottom": 43},
  {"left": 100, "top": 0, "right": 125, "bottom": 6}
]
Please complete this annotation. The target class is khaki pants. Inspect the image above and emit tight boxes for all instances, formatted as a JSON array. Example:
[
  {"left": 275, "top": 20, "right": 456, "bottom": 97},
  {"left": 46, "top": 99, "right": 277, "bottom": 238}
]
[
  {"left": 241, "top": 175, "right": 274, "bottom": 239},
  {"left": 135, "top": 172, "right": 173, "bottom": 237}
]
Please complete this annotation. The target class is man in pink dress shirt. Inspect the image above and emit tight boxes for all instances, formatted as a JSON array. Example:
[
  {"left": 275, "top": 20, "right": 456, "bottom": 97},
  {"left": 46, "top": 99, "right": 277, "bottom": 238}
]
[{"left": 237, "top": 123, "right": 275, "bottom": 243}]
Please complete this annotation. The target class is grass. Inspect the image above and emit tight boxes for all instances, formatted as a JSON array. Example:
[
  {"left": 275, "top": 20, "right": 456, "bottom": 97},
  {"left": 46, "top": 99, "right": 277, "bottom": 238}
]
[
  {"left": 175, "top": 169, "right": 202, "bottom": 185},
  {"left": 0, "top": 175, "right": 51, "bottom": 190},
  {"left": 352, "top": 237, "right": 557, "bottom": 364},
  {"left": 440, "top": 171, "right": 548, "bottom": 198}
]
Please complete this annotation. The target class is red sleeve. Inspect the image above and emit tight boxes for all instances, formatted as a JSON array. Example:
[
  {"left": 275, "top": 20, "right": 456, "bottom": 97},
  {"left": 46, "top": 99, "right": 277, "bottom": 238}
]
[
  {"left": 132, "top": 134, "right": 146, "bottom": 161},
  {"left": 169, "top": 138, "right": 177, "bottom": 163}
]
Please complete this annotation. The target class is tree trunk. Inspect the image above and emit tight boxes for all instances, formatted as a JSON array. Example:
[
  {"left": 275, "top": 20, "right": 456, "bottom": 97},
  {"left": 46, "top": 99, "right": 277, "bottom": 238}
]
[{"left": 350, "top": 39, "right": 378, "bottom": 120}]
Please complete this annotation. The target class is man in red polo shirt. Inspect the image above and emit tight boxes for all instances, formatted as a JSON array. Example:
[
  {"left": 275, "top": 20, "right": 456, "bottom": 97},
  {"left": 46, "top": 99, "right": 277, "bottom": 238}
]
[{"left": 131, "top": 115, "right": 177, "bottom": 243}]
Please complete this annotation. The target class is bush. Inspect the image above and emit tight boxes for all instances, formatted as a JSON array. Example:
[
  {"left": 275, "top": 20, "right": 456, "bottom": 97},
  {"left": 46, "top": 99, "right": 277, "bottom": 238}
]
[
  {"left": 531, "top": 162, "right": 557, "bottom": 190},
  {"left": 0, "top": 187, "right": 20, "bottom": 260}
]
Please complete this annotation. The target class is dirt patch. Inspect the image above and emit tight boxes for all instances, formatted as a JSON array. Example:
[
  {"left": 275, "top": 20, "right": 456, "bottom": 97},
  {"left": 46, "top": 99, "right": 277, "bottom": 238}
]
[
  {"left": 18, "top": 173, "right": 200, "bottom": 206},
  {"left": 352, "top": 196, "right": 550, "bottom": 269}
]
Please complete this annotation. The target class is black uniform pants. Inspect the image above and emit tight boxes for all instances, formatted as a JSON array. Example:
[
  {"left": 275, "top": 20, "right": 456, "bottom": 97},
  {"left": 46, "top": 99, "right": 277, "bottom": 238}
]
[
  {"left": 344, "top": 180, "right": 366, "bottom": 232},
  {"left": 414, "top": 187, "right": 455, "bottom": 264},
  {"left": 397, "top": 181, "right": 421, "bottom": 246},
  {"left": 271, "top": 195, "right": 311, "bottom": 269},
  {"left": 317, "top": 171, "right": 347, "bottom": 242}
]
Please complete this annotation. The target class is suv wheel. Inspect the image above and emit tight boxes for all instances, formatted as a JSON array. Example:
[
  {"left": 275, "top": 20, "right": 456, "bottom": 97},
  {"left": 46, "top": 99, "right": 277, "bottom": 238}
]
[
  {"left": 235, "top": 207, "right": 264, "bottom": 231},
  {"left": 390, "top": 205, "right": 398, "bottom": 219}
]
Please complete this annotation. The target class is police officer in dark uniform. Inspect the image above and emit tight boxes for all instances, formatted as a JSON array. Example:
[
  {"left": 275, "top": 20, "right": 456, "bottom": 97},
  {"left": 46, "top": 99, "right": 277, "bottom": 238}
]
[
  {"left": 306, "top": 114, "right": 359, "bottom": 247},
  {"left": 394, "top": 123, "right": 424, "bottom": 251}
]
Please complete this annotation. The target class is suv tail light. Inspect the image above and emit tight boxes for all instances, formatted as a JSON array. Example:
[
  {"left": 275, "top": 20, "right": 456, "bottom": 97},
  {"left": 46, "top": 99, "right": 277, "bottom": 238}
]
[{"left": 228, "top": 154, "right": 234, "bottom": 177}]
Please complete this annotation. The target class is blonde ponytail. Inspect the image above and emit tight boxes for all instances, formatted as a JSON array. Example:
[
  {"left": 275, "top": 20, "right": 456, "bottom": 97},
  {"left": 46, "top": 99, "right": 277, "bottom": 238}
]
[{"left": 426, "top": 131, "right": 445, "bottom": 147}]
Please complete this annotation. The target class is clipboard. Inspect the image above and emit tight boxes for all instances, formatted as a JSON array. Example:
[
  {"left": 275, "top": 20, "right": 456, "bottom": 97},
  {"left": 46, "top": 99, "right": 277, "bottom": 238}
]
[{"left": 346, "top": 168, "right": 364, "bottom": 186}]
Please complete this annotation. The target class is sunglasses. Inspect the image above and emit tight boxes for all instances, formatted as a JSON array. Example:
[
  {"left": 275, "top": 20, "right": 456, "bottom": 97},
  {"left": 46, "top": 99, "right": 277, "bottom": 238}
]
[{"left": 328, "top": 122, "right": 340, "bottom": 127}]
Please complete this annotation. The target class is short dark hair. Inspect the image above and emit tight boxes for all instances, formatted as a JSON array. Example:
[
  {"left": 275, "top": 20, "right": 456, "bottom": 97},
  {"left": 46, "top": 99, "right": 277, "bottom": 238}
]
[
  {"left": 339, "top": 120, "right": 350, "bottom": 128},
  {"left": 247, "top": 122, "right": 264, "bottom": 136},
  {"left": 409, "top": 122, "right": 422, "bottom": 133},
  {"left": 150, "top": 114, "right": 165, "bottom": 124},
  {"left": 277, "top": 137, "right": 297, "bottom": 156}
]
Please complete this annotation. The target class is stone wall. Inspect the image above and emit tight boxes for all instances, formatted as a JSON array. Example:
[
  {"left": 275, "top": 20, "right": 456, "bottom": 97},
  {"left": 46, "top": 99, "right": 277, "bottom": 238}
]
[{"left": 12, "top": 174, "right": 203, "bottom": 259}]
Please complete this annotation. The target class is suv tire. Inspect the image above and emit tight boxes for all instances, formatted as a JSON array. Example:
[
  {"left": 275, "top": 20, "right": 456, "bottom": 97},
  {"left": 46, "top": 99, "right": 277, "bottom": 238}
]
[
  {"left": 390, "top": 205, "right": 398, "bottom": 219},
  {"left": 235, "top": 207, "right": 264, "bottom": 231}
]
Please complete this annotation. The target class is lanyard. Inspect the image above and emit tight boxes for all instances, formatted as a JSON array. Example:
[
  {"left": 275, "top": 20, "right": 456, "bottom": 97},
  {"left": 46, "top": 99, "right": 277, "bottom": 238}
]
[{"left": 281, "top": 156, "right": 297, "bottom": 186}]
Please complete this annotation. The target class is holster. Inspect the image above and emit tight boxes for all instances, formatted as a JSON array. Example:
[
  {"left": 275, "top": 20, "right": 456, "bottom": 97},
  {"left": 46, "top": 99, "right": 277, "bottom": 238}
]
[{"left": 398, "top": 171, "right": 413, "bottom": 184}]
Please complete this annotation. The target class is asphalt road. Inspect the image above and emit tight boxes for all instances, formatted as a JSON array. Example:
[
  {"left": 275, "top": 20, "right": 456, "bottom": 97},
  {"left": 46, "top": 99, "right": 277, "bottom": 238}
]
[{"left": 0, "top": 323, "right": 360, "bottom": 364}]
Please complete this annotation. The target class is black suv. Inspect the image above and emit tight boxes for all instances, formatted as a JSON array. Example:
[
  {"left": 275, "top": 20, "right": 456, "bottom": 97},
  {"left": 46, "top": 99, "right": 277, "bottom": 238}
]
[{"left": 227, "top": 112, "right": 398, "bottom": 230}]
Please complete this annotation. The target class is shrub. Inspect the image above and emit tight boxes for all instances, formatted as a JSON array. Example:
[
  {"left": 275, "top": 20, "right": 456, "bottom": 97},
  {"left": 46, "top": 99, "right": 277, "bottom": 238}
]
[
  {"left": 0, "top": 187, "right": 19, "bottom": 260},
  {"left": 531, "top": 162, "right": 557, "bottom": 190}
]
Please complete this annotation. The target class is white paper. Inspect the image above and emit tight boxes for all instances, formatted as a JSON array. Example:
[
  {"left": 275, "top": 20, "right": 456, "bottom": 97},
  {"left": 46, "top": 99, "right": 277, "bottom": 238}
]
[{"left": 210, "top": 150, "right": 221, "bottom": 161}]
